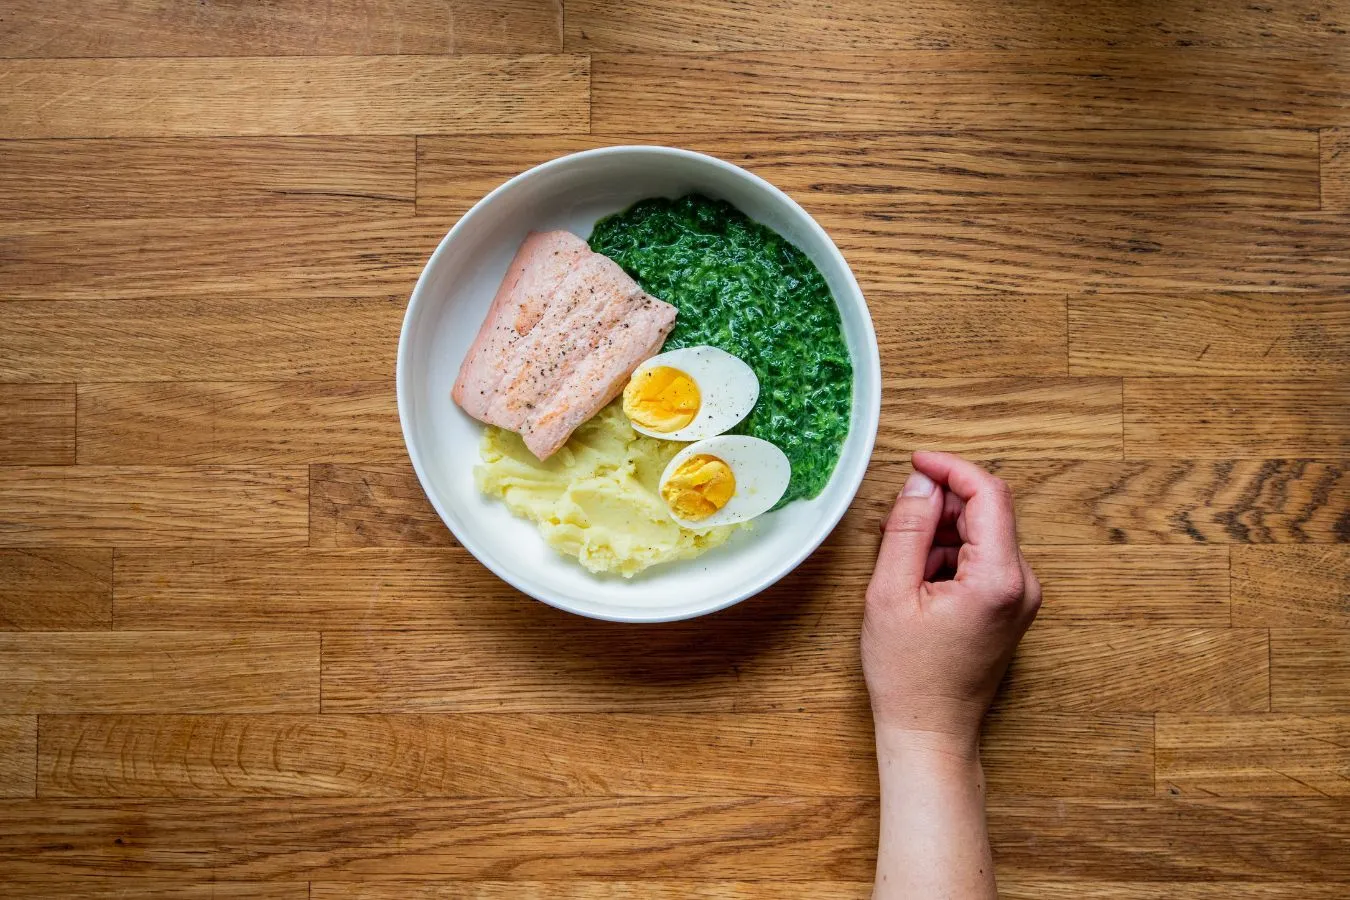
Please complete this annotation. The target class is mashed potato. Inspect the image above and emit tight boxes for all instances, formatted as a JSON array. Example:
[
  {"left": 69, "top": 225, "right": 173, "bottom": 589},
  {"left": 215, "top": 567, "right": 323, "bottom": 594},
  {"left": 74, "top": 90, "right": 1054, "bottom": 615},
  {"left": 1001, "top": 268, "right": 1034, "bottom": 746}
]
[{"left": 475, "top": 401, "right": 739, "bottom": 577}]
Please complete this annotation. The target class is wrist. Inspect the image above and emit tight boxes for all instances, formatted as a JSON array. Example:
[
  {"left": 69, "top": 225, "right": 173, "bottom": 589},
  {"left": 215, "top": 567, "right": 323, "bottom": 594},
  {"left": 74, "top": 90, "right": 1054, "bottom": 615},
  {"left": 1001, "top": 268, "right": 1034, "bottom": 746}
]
[
  {"left": 869, "top": 695, "right": 986, "bottom": 760},
  {"left": 874, "top": 723, "right": 981, "bottom": 769}
]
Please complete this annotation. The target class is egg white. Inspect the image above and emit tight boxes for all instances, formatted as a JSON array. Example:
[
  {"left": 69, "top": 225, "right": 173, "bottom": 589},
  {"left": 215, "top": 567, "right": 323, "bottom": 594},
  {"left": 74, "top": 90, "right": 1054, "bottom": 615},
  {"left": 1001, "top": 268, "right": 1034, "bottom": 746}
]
[
  {"left": 659, "top": 434, "right": 791, "bottom": 529},
  {"left": 626, "top": 346, "right": 759, "bottom": 442}
]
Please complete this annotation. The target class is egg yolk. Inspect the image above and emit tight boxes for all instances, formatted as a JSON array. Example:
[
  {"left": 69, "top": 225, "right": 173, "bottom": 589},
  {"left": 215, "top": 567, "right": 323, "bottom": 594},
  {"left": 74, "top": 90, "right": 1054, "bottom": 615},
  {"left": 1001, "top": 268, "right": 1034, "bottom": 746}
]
[
  {"left": 622, "top": 366, "right": 701, "bottom": 433},
  {"left": 661, "top": 454, "right": 736, "bottom": 521}
]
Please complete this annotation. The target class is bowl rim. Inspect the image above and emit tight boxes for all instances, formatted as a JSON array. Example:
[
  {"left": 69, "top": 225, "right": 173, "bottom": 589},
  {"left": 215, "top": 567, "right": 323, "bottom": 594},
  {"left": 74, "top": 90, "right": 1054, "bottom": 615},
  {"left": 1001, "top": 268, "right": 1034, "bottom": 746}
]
[{"left": 396, "top": 144, "right": 881, "bottom": 623}]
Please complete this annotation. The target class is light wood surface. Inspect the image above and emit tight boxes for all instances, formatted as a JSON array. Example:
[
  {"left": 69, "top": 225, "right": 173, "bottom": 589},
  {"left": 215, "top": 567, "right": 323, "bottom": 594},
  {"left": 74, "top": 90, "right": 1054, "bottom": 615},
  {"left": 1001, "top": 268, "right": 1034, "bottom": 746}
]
[
  {"left": 0, "top": 1, "right": 1345, "bottom": 896},
  {"left": 0, "top": 384, "right": 74, "bottom": 464},
  {"left": 0, "top": 56, "right": 588, "bottom": 138},
  {"left": 0, "top": 550, "right": 111, "bottom": 631},
  {"left": 591, "top": 52, "right": 1349, "bottom": 131},
  {"left": 417, "top": 132, "right": 1324, "bottom": 212},
  {"left": 0, "top": 0, "right": 562, "bottom": 57},
  {"left": 0, "top": 137, "right": 417, "bottom": 219}
]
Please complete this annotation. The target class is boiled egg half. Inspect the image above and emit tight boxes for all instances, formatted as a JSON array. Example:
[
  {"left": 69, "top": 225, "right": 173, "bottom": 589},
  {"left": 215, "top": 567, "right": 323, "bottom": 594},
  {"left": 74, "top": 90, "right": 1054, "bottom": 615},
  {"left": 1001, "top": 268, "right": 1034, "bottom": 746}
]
[
  {"left": 659, "top": 435, "right": 791, "bottom": 529},
  {"left": 622, "top": 346, "right": 759, "bottom": 442}
]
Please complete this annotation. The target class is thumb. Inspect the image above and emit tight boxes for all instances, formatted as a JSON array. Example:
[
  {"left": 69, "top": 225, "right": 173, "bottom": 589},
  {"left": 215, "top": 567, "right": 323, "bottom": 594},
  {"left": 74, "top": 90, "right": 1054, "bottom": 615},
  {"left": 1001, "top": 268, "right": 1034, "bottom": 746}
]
[{"left": 874, "top": 472, "right": 943, "bottom": 594}]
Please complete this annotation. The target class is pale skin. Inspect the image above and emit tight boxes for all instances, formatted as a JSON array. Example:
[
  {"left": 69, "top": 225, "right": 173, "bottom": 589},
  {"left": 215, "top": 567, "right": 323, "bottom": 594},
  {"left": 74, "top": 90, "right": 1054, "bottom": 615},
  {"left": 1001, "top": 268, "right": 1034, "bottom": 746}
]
[{"left": 862, "top": 451, "right": 1043, "bottom": 900}]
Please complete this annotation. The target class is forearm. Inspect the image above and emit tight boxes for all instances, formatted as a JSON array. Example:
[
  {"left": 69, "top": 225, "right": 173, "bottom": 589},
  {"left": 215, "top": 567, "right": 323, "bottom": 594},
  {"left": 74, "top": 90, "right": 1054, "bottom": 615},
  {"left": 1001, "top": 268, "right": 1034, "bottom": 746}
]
[{"left": 872, "top": 726, "right": 996, "bottom": 900}]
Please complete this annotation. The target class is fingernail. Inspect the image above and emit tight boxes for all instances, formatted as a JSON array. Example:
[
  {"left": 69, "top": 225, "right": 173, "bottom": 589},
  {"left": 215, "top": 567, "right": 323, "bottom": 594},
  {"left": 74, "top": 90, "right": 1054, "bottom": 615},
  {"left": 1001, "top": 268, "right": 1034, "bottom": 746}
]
[{"left": 901, "top": 471, "right": 935, "bottom": 498}]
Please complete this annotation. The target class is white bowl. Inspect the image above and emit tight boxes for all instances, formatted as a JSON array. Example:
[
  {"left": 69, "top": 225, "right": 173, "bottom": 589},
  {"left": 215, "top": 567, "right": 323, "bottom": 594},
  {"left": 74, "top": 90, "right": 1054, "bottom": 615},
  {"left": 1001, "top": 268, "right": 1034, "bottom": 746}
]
[{"left": 397, "top": 146, "right": 881, "bottom": 623}]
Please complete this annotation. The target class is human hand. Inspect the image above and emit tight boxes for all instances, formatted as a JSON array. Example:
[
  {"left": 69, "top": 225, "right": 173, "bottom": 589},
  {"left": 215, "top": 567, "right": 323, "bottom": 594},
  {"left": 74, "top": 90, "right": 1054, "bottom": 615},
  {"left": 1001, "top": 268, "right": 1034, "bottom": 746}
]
[{"left": 861, "top": 451, "right": 1041, "bottom": 755}]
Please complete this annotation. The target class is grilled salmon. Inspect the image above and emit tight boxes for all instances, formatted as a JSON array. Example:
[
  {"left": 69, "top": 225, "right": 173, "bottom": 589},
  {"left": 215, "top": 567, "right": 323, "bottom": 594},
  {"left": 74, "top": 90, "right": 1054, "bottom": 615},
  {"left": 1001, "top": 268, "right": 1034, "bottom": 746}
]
[{"left": 452, "top": 230, "right": 677, "bottom": 460}]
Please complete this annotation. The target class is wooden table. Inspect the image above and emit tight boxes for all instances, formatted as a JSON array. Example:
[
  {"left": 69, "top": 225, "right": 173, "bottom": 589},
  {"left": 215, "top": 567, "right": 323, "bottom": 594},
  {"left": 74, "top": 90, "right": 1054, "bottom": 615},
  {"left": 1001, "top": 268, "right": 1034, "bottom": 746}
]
[{"left": 2, "top": 2, "right": 1348, "bottom": 897}]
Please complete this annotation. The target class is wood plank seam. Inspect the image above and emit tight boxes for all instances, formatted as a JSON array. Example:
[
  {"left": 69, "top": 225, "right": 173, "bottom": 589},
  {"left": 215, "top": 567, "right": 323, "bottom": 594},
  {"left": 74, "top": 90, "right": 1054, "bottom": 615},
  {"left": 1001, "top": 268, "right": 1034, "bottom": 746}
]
[
  {"left": 1152, "top": 712, "right": 1158, "bottom": 798},
  {"left": 1263, "top": 631, "right": 1274, "bottom": 712},
  {"left": 3, "top": 9, "right": 1348, "bottom": 886},
  {"left": 109, "top": 551, "right": 118, "bottom": 630},
  {"left": 1118, "top": 373, "right": 1126, "bottom": 456},
  {"left": 1227, "top": 545, "right": 1233, "bottom": 628},
  {"left": 1063, "top": 296, "right": 1071, "bottom": 377}
]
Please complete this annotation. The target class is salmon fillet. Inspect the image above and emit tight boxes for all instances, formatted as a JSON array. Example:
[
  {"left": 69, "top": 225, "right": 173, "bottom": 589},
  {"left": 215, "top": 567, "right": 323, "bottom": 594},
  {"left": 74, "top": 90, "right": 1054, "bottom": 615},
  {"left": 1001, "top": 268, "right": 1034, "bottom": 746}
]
[
  {"left": 452, "top": 230, "right": 678, "bottom": 460},
  {"left": 521, "top": 293, "right": 675, "bottom": 460},
  {"left": 451, "top": 230, "right": 589, "bottom": 425}
]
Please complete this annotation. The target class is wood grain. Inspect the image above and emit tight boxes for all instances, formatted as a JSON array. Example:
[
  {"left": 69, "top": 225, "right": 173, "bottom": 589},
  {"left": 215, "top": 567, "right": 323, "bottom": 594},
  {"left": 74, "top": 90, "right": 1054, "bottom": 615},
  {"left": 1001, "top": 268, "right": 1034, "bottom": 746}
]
[
  {"left": 312, "top": 885, "right": 1350, "bottom": 900},
  {"left": 320, "top": 626, "right": 1264, "bottom": 714},
  {"left": 8, "top": 210, "right": 1348, "bottom": 301},
  {"left": 996, "top": 628, "right": 1269, "bottom": 713},
  {"left": 112, "top": 543, "right": 1232, "bottom": 631},
  {"left": 0, "top": 384, "right": 74, "bottom": 465},
  {"left": 0, "top": 217, "right": 446, "bottom": 301},
  {"left": 0, "top": 298, "right": 401, "bottom": 382},
  {"left": 1232, "top": 546, "right": 1350, "bottom": 627},
  {"left": 566, "top": 0, "right": 1350, "bottom": 50},
  {"left": 987, "top": 799, "right": 1350, "bottom": 881},
  {"left": 0, "top": 138, "right": 415, "bottom": 219},
  {"left": 1068, "top": 294, "right": 1350, "bottom": 376},
  {"left": 967, "top": 459, "right": 1350, "bottom": 544},
  {"left": 878, "top": 378, "right": 1123, "bottom": 459},
  {"left": 1157, "top": 714, "right": 1350, "bottom": 798},
  {"left": 114, "top": 548, "right": 518, "bottom": 630},
  {"left": 0, "top": 796, "right": 876, "bottom": 880},
  {"left": 313, "top": 886, "right": 871, "bottom": 900},
  {"left": 322, "top": 455, "right": 1350, "bottom": 549},
  {"left": 1124, "top": 379, "right": 1350, "bottom": 458},
  {"left": 1323, "top": 127, "right": 1350, "bottom": 210},
  {"left": 0, "top": 550, "right": 111, "bottom": 631},
  {"left": 1001, "top": 886, "right": 1350, "bottom": 900},
  {"left": 0, "top": 882, "right": 306, "bottom": 899},
  {"left": 0, "top": 717, "right": 35, "bottom": 798},
  {"left": 0, "top": 466, "right": 308, "bottom": 546},
  {"left": 1025, "top": 546, "right": 1230, "bottom": 625},
  {"left": 34, "top": 712, "right": 874, "bottom": 799},
  {"left": 820, "top": 209, "right": 1350, "bottom": 295},
  {"left": 593, "top": 52, "right": 1349, "bottom": 132},
  {"left": 0, "top": 0, "right": 560, "bottom": 57},
  {"left": 417, "top": 131, "right": 1322, "bottom": 214},
  {"left": 31, "top": 710, "right": 1146, "bottom": 800},
  {"left": 876, "top": 297, "right": 1069, "bottom": 375},
  {"left": 0, "top": 56, "right": 588, "bottom": 139},
  {"left": 319, "top": 625, "right": 870, "bottom": 716},
  {"left": 77, "top": 382, "right": 402, "bottom": 465},
  {"left": 2, "top": 797, "right": 1348, "bottom": 880},
  {"left": 1271, "top": 630, "right": 1350, "bottom": 712},
  {"left": 0, "top": 632, "right": 318, "bottom": 713},
  {"left": 981, "top": 711, "right": 1154, "bottom": 798},
  {"left": 310, "top": 463, "right": 454, "bottom": 548},
  {"left": 2, "top": 0, "right": 1346, "bottom": 889}
]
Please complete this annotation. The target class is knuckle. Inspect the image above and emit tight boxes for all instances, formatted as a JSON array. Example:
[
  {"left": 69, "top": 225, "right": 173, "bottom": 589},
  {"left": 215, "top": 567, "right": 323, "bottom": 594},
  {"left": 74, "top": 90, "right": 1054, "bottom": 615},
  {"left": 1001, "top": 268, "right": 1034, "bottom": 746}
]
[
  {"left": 990, "top": 571, "right": 1026, "bottom": 607},
  {"left": 988, "top": 476, "right": 1014, "bottom": 500},
  {"left": 885, "top": 511, "right": 930, "bottom": 534},
  {"left": 1025, "top": 571, "right": 1043, "bottom": 604},
  {"left": 1026, "top": 590, "right": 1044, "bottom": 616}
]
